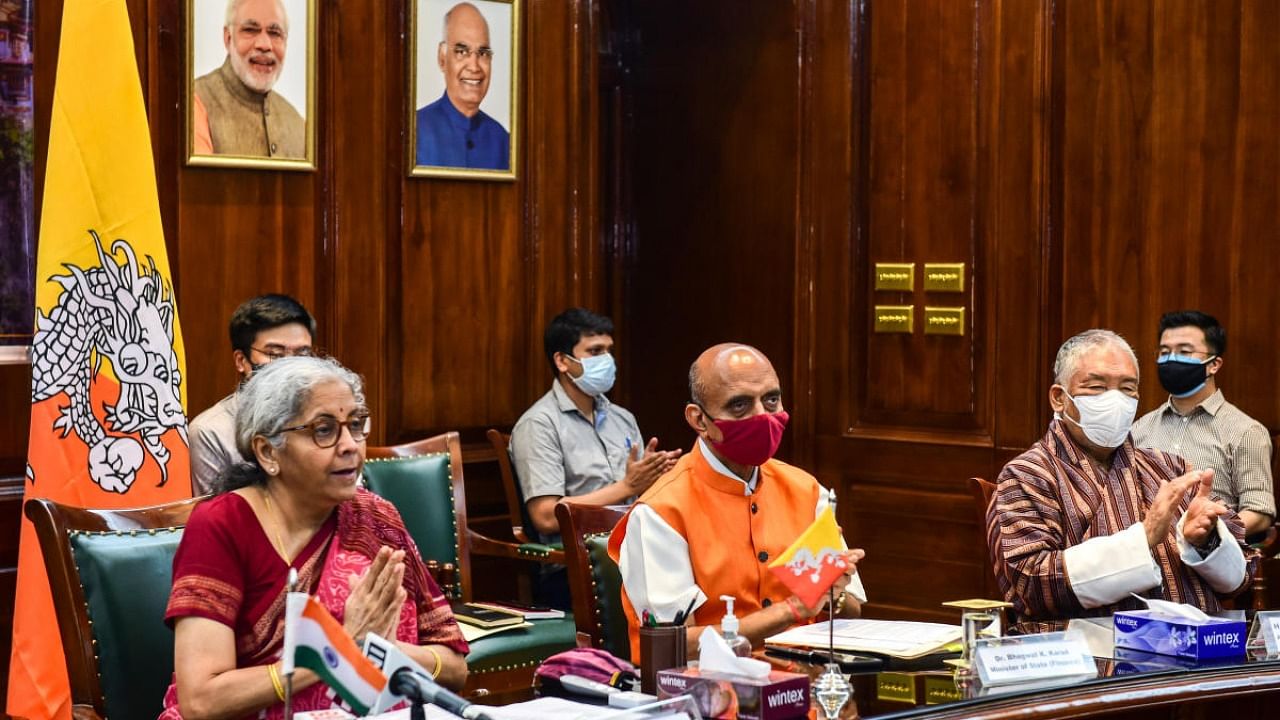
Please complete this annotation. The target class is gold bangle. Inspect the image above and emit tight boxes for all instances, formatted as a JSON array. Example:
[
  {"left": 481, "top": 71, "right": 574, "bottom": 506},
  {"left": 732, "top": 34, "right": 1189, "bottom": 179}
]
[
  {"left": 833, "top": 592, "right": 847, "bottom": 616},
  {"left": 267, "top": 662, "right": 286, "bottom": 702},
  {"left": 426, "top": 646, "right": 443, "bottom": 678}
]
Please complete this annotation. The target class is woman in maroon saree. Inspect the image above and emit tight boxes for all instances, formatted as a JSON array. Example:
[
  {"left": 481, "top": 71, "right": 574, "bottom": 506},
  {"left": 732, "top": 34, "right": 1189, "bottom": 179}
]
[{"left": 161, "top": 357, "right": 468, "bottom": 720}]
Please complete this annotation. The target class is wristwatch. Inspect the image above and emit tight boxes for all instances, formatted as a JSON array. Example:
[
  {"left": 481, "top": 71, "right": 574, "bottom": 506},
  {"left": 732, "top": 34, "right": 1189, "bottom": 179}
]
[{"left": 1194, "top": 531, "right": 1221, "bottom": 559}]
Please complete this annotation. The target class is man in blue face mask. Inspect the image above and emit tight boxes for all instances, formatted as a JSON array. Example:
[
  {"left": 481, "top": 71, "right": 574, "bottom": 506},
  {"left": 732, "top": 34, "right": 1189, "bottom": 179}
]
[
  {"left": 987, "top": 329, "right": 1251, "bottom": 634},
  {"left": 1131, "top": 311, "right": 1274, "bottom": 537},
  {"left": 510, "top": 308, "right": 682, "bottom": 605}
]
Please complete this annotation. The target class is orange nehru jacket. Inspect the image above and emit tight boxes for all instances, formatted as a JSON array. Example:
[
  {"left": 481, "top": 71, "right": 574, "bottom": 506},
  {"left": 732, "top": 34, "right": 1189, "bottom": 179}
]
[{"left": 608, "top": 442, "right": 826, "bottom": 660}]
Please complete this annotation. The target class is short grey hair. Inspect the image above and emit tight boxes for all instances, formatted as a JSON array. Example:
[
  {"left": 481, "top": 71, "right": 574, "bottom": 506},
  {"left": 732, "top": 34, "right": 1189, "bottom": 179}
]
[
  {"left": 1053, "top": 329, "right": 1140, "bottom": 386},
  {"left": 441, "top": 2, "right": 487, "bottom": 43},
  {"left": 234, "top": 355, "right": 365, "bottom": 461},
  {"left": 225, "top": 0, "right": 289, "bottom": 34}
]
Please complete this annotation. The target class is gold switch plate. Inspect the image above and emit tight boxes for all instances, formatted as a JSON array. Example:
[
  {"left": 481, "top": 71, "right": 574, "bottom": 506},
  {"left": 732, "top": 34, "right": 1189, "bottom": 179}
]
[
  {"left": 874, "top": 263, "right": 915, "bottom": 291},
  {"left": 924, "top": 306, "right": 965, "bottom": 335},
  {"left": 874, "top": 305, "right": 913, "bottom": 333},
  {"left": 876, "top": 673, "right": 917, "bottom": 703},
  {"left": 923, "top": 263, "right": 965, "bottom": 292}
]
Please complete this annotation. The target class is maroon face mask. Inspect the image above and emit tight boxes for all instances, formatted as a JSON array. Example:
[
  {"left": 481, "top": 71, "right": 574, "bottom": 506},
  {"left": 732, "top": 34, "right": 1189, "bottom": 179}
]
[{"left": 706, "top": 410, "right": 790, "bottom": 467}]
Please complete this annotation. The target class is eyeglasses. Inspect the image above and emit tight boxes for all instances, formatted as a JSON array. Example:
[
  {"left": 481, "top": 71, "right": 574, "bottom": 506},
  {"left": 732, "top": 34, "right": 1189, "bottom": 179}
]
[
  {"left": 250, "top": 345, "right": 314, "bottom": 361},
  {"left": 448, "top": 43, "right": 494, "bottom": 61},
  {"left": 279, "top": 414, "right": 371, "bottom": 448}
]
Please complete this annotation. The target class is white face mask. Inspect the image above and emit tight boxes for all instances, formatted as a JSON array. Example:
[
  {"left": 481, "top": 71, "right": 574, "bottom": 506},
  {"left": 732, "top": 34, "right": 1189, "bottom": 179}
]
[{"left": 1058, "top": 389, "right": 1137, "bottom": 448}]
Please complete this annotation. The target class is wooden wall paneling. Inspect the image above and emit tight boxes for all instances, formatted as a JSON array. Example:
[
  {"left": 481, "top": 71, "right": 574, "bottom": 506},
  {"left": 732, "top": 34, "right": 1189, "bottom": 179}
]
[
  {"left": 396, "top": 0, "right": 603, "bottom": 442},
  {"left": 854, "top": 0, "right": 987, "bottom": 438},
  {"left": 986, "top": 0, "right": 1058, "bottom": 456},
  {"left": 326, "top": 0, "right": 393, "bottom": 439},
  {"left": 1058, "top": 1, "right": 1280, "bottom": 432},
  {"left": 791, "top": 0, "right": 855, "bottom": 471},
  {"left": 812, "top": 0, "right": 1057, "bottom": 622},
  {"left": 519, "top": 0, "right": 606, "bottom": 411},
  {"left": 615, "top": 0, "right": 801, "bottom": 453}
]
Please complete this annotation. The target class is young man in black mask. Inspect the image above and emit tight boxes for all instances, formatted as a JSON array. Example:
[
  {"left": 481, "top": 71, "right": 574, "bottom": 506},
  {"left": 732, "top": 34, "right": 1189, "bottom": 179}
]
[{"left": 1132, "top": 310, "right": 1274, "bottom": 536}]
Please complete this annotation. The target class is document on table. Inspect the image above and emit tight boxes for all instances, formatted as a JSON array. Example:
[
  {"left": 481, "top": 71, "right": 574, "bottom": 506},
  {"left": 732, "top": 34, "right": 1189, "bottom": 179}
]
[{"left": 766, "top": 619, "right": 962, "bottom": 659}]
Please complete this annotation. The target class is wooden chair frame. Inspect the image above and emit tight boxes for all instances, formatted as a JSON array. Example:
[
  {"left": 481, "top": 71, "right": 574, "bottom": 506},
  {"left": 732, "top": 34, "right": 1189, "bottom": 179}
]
[
  {"left": 968, "top": 477, "right": 1001, "bottom": 602},
  {"left": 24, "top": 495, "right": 208, "bottom": 720},
  {"left": 555, "top": 501, "right": 626, "bottom": 651},
  {"left": 483, "top": 428, "right": 566, "bottom": 564},
  {"left": 367, "top": 432, "right": 569, "bottom": 697},
  {"left": 367, "top": 431, "right": 477, "bottom": 601}
]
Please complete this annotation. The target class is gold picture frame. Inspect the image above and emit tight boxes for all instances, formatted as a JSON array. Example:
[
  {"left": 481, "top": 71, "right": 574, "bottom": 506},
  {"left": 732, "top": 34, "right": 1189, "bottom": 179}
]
[
  {"left": 185, "top": 0, "right": 317, "bottom": 171},
  {"left": 409, "top": 0, "right": 520, "bottom": 181}
]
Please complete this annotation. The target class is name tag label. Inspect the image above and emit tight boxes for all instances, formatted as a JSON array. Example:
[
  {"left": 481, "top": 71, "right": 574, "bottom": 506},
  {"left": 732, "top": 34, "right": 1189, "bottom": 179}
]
[
  {"left": 975, "top": 640, "right": 1096, "bottom": 687},
  {"left": 1247, "top": 611, "right": 1280, "bottom": 655}
]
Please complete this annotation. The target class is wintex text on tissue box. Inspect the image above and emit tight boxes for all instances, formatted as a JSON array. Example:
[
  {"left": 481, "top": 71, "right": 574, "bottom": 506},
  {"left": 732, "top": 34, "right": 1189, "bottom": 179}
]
[{"left": 1113, "top": 610, "right": 1245, "bottom": 661}]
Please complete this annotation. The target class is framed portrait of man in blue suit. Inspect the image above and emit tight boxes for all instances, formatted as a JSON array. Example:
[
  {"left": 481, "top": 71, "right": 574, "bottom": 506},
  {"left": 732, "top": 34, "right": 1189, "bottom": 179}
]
[{"left": 410, "top": 0, "right": 518, "bottom": 180}]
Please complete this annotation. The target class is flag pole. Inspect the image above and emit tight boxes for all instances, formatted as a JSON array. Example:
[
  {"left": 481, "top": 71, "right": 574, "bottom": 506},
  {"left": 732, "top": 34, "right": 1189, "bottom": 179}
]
[
  {"left": 284, "top": 568, "right": 298, "bottom": 720},
  {"left": 829, "top": 492, "right": 837, "bottom": 664}
]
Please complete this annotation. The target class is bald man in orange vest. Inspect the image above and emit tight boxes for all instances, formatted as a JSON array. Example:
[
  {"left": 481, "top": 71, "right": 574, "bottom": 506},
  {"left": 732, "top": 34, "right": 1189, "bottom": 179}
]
[{"left": 609, "top": 343, "right": 867, "bottom": 660}]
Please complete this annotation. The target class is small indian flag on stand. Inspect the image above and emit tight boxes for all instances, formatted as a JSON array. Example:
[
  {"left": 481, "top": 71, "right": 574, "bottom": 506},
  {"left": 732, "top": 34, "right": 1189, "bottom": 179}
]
[
  {"left": 767, "top": 506, "right": 848, "bottom": 609},
  {"left": 284, "top": 593, "right": 388, "bottom": 716}
]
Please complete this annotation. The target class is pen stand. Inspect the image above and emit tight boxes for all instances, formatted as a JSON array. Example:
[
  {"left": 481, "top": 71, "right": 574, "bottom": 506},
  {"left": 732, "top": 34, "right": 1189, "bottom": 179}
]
[{"left": 639, "top": 625, "right": 687, "bottom": 694}]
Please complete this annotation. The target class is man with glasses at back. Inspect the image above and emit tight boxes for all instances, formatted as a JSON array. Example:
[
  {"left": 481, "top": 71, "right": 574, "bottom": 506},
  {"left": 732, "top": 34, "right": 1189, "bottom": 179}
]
[
  {"left": 1132, "top": 310, "right": 1275, "bottom": 537},
  {"left": 415, "top": 2, "right": 510, "bottom": 169},
  {"left": 189, "top": 294, "right": 316, "bottom": 494}
]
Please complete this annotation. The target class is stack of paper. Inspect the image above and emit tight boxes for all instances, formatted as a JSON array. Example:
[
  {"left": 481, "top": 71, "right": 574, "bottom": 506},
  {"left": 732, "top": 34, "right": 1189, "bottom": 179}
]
[{"left": 766, "top": 619, "right": 962, "bottom": 659}]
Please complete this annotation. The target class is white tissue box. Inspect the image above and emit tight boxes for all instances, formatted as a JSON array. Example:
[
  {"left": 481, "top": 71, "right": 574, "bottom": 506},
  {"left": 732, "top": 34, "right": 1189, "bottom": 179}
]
[
  {"left": 656, "top": 666, "right": 809, "bottom": 719},
  {"left": 1113, "top": 610, "right": 1246, "bottom": 660}
]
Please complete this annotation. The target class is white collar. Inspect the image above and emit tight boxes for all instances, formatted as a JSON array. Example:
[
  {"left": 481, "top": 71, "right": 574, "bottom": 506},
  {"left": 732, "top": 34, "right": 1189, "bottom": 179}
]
[{"left": 698, "top": 438, "right": 759, "bottom": 495}]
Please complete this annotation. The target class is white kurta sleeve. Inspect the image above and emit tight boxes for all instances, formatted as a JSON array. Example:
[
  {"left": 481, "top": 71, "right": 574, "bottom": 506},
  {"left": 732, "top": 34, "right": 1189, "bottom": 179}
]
[
  {"left": 815, "top": 486, "right": 868, "bottom": 604},
  {"left": 1176, "top": 515, "right": 1247, "bottom": 593},
  {"left": 1062, "top": 522, "right": 1162, "bottom": 608},
  {"left": 617, "top": 504, "right": 707, "bottom": 623}
]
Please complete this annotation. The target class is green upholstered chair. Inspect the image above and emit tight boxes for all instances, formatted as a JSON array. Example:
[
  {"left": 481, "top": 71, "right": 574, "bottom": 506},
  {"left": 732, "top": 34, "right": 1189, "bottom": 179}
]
[
  {"left": 555, "top": 502, "right": 630, "bottom": 661},
  {"left": 24, "top": 495, "right": 207, "bottom": 720},
  {"left": 364, "top": 433, "right": 577, "bottom": 697}
]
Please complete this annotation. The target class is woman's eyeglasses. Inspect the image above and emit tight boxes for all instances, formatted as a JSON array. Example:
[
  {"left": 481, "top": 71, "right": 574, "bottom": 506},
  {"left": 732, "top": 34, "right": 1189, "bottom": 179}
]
[{"left": 278, "top": 415, "right": 371, "bottom": 448}]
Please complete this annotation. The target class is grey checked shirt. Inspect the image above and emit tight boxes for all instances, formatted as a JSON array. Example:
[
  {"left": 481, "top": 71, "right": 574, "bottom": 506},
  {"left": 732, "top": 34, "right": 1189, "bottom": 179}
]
[
  {"left": 1132, "top": 390, "right": 1274, "bottom": 519},
  {"left": 510, "top": 381, "right": 642, "bottom": 543}
]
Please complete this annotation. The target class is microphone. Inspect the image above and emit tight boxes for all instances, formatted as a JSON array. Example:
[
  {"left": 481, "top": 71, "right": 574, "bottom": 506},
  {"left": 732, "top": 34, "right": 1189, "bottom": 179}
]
[
  {"left": 362, "top": 632, "right": 492, "bottom": 719},
  {"left": 390, "top": 668, "right": 492, "bottom": 719}
]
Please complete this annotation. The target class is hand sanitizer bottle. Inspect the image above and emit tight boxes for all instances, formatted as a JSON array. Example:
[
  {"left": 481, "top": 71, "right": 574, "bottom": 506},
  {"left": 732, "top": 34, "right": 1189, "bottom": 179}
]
[{"left": 719, "top": 595, "right": 752, "bottom": 657}]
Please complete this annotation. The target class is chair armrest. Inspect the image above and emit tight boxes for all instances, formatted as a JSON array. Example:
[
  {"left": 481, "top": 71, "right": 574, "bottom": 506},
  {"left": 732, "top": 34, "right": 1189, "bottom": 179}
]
[
  {"left": 1250, "top": 524, "right": 1280, "bottom": 558},
  {"left": 468, "top": 528, "right": 566, "bottom": 564}
]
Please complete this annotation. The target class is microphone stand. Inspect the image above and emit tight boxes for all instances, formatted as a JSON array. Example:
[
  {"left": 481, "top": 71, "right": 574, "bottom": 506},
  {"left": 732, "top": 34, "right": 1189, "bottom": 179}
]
[{"left": 812, "top": 493, "right": 852, "bottom": 719}]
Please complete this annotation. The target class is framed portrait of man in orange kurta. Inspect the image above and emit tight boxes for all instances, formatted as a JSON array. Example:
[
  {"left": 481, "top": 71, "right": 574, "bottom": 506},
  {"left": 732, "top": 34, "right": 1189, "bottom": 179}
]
[{"left": 186, "top": 0, "right": 316, "bottom": 170}]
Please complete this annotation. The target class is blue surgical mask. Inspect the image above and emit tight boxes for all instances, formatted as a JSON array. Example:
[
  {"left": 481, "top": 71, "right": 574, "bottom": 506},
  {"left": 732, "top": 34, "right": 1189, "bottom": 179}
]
[{"left": 567, "top": 353, "right": 616, "bottom": 397}]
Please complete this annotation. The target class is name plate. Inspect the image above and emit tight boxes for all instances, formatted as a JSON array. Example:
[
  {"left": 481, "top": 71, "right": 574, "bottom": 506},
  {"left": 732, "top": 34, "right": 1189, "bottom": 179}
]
[
  {"left": 975, "top": 639, "right": 1096, "bottom": 687},
  {"left": 1248, "top": 611, "right": 1280, "bottom": 655}
]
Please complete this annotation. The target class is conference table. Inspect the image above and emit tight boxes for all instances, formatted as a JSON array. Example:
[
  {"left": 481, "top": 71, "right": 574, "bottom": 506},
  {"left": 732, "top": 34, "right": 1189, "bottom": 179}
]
[{"left": 765, "top": 650, "right": 1280, "bottom": 719}]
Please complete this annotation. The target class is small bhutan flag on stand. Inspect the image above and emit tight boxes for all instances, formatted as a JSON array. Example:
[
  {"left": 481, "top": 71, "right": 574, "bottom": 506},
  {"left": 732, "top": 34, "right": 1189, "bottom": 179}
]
[{"left": 767, "top": 505, "right": 848, "bottom": 609}]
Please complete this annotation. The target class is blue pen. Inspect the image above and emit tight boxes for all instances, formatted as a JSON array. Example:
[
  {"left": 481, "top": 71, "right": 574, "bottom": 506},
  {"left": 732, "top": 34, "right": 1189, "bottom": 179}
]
[{"left": 625, "top": 437, "right": 632, "bottom": 454}]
